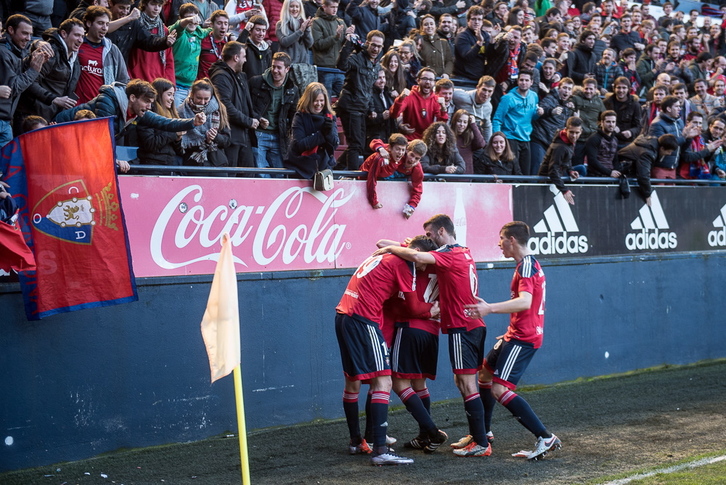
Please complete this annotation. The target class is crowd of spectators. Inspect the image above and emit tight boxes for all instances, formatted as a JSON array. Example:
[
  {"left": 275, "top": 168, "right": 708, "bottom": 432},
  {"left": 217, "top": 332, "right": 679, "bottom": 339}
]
[{"left": 2, "top": 0, "right": 726, "bottom": 206}]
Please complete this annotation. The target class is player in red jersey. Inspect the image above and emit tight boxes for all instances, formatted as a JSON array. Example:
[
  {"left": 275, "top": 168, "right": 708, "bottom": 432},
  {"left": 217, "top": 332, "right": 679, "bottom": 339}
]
[
  {"left": 335, "top": 236, "right": 437, "bottom": 466},
  {"left": 464, "top": 221, "right": 561, "bottom": 461},
  {"left": 375, "top": 214, "right": 491, "bottom": 457}
]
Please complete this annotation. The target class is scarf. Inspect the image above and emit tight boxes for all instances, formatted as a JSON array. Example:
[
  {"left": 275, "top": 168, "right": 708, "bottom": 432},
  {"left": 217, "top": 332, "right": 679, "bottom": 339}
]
[
  {"left": 507, "top": 44, "right": 520, "bottom": 80},
  {"left": 178, "top": 95, "right": 222, "bottom": 165},
  {"left": 139, "top": 12, "right": 166, "bottom": 67}
]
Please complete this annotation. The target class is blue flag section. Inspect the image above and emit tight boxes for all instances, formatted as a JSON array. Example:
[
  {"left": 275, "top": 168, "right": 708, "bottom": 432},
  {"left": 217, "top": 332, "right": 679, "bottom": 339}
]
[{"left": 0, "top": 118, "right": 138, "bottom": 320}]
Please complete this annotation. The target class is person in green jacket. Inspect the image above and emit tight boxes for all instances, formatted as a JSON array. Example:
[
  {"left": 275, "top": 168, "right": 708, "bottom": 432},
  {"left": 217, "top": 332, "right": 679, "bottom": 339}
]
[{"left": 170, "top": 2, "right": 212, "bottom": 106}]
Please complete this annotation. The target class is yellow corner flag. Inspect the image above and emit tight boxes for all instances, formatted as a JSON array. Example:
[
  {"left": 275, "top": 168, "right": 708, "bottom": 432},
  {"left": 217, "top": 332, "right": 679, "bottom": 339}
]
[{"left": 201, "top": 233, "right": 241, "bottom": 383}]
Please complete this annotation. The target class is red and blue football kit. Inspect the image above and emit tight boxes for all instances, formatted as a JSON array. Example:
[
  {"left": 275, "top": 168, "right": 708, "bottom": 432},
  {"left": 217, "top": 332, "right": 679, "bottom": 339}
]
[
  {"left": 430, "top": 244, "right": 484, "bottom": 333},
  {"left": 504, "top": 254, "right": 546, "bottom": 348}
]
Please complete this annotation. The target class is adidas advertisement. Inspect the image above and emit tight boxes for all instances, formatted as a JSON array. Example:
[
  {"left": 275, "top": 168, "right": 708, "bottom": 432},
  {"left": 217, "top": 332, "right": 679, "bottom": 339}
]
[
  {"left": 513, "top": 185, "right": 726, "bottom": 258},
  {"left": 708, "top": 203, "right": 726, "bottom": 247},
  {"left": 625, "top": 192, "right": 677, "bottom": 251},
  {"left": 528, "top": 185, "right": 588, "bottom": 255}
]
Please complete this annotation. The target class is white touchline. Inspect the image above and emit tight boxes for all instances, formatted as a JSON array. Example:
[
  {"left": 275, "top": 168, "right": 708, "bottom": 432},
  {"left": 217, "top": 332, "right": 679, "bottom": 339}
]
[{"left": 602, "top": 454, "right": 726, "bottom": 485}]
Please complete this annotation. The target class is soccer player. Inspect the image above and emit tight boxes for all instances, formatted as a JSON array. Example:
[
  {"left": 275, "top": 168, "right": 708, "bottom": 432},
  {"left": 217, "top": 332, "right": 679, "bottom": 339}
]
[
  {"left": 375, "top": 214, "right": 490, "bottom": 457},
  {"left": 335, "top": 236, "right": 438, "bottom": 465},
  {"left": 382, "top": 242, "right": 448, "bottom": 453},
  {"left": 463, "top": 221, "right": 561, "bottom": 461}
]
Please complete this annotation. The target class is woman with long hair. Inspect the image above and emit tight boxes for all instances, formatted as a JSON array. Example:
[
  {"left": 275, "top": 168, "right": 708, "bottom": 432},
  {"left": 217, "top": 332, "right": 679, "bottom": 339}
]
[
  {"left": 420, "top": 121, "right": 465, "bottom": 174},
  {"left": 381, "top": 49, "right": 407, "bottom": 98},
  {"left": 398, "top": 38, "right": 421, "bottom": 89},
  {"left": 276, "top": 0, "right": 313, "bottom": 64},
  {"left": 451, "top": 109, "right": 486, "bottom": 174},
  {"left": 178, "top": 78, "right": 232, "bottom": 171},
  {"left": 418, "top": 14, "right": 453, "bottom": 78},
  {"left": 477, "top": 131, "right": 520, "bottom": 175},
  {"left": 137, "top": 78, "right": 184, "bottom": 172},
  {"left": 506, "top": 6, "right": 525, "bottom": 27},
  {"left": 284, "top": 82, "right": 339, "bottom": 179}
]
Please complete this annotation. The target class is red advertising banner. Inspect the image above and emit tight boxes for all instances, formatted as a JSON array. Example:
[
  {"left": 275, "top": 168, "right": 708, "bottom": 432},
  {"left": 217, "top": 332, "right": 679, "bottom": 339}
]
[{"left": 119, "top": 177, "right": 513, "bottom": 277}]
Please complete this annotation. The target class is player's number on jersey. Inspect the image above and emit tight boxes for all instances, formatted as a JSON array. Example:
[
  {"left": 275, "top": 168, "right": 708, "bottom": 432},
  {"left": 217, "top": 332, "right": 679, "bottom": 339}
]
[
  {"left": 538, "top": 281, "right": 546, "bottom": 315},
  {"left": 355, "top": 255, "right": 383, "bottom": 279},
  {"left": 469, "top": 263, "right": 479, "bottom": 297},
  {"left": 423, "top": 273, "right": 439, "bottom": 303}
]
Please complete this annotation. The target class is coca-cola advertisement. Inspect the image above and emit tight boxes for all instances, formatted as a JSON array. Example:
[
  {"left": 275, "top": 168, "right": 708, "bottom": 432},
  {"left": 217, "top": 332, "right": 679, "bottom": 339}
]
[{"left": 119, "top": 177, "right": 513, "bottom": 277}]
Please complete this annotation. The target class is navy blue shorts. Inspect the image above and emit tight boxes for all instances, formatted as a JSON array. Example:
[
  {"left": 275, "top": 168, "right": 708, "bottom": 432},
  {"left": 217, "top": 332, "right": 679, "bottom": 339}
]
[
  {"left": 391, "top": 326, "right": 439, "bottom": 380},
  {"left": 335, "top": 313, "right": 391, "bottom": 381},
  {"left": 448, "top": 326, "right": 486, "bottom": 375},
  {"left": 483, "top": 338, "right": 537, "bottom": 390}
]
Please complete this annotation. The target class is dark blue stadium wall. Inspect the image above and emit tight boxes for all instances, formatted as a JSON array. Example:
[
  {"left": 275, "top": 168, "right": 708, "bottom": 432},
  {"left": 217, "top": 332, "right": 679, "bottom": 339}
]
[{"left": 2, "top": 252, "right": 725, "bottom": 471}]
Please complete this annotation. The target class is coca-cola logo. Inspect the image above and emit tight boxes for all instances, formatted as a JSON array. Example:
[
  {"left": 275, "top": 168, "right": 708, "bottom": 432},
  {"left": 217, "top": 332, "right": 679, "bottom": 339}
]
[{"left": 149, "top": 185, "right": 356, "bottom": 269}]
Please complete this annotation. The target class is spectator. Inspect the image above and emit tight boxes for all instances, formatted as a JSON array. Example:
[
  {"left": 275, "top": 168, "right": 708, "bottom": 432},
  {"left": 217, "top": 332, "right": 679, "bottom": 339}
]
[
  {"left": 223, "top": 0, "right": 266, "bottom": 39},
  {"left": 536, "top": 57, "right": 562, "bottom": 98},
  {"left": 169, "top": 3, "right": 211, "bottom": 105},
  {"left": 584, "top": 110, "right": 620, "bottom": 178},
  {"left": 663, "top": 40, "right": 693, "bottom": 86},
  {"left": 594, "top": 48, "right": 623, "bottom": 95},
  {"left": 106, "top": 0, "right": 171, "bottom": 63},
  {"left": 690, "top": 78, "right": 722, "bottom": 128},
  {"left": 311, "top": 0, "right": 348, "bottom": 99},
  {"left": 249, "top": 51, "right": 300, "bottom": 174},
  {"left": 197, "top": 10, "right": 230, "bottom": 79},
  {"left": 56, "top": 79, "right": 205, "bottom": 143},
  {"left": 136, "top": 77, "right": 184, "bottom": 173},
  {"left": 436, "top": 12, "right": 456, "bottom": 52},
  {"left": 178, "top": 78, "right": 231, "bottom": 170},
  {"left": 671, "top": 82, "right": 695, "bottom": 124},
  {"left": 263, "top": 0, "right": 284, "bottom": 50},
  {"left": 476, "top": 131, "right": 518, "bottom": 175},
  {"left": 18, "top": 0, "right": 53, "bottom": 36},
  {"left": 705, "top": 118, "right": 726, "bottom": 181},
  {"left": 688, "top": 52, "right": 712, "bottom": 88},
  {"left": 128, "top": 0, "right": 176, "bottom": 84},
  {"left": 571, "top": 77, "right": 605, "bottom": 164},
  {"left": 636, "top": 43, "right": 661, "bottom": 94},
  {"left": 679, "top": 111, "right": 722, "bottom": 180},
  {"left": 277, "top": 0, "right": 314, "bottom": 64},
  {"left": 335, "top": 30, "right": 385, "bottom": 169},
  {"left": 240, "top": 15, "right": 272, "bottom": 80},
  {"left": 390, "top": 67, "right": 449, "bottom": 141},
  {"left": 648, "top": 95, "right": 700, "bottom": 181},
  {"left": 451, "top": 108, "right": 485, "bottom": 174},
  {"left": 486, "top": 26, "right": 526, "bottom": 109},
  {"left": 603, "top": 76, "right": 642, "bottom": 147},
  {"left": 168, "top": 0, "right": 222, "bottom": 25},
  {"left": 380, "top": 49, "right": 406, "bottom": 98},
  {"left": 434, "top": 78, "right": 455, "bottom": 120},
  {"left": 364, "top": 136, "right": 427, "bottom": 218},
  {"left": 19, "top": 115, "right": 48, "bottom": 133},
  {"left": 346, "top": 0, "right": 390, "bottom": 40},
  {"left": 366, "top": 68, "right": 395, "bottom": 152},
  {"left": 18, "top": 18, "right": 83, "bottom": 126},
  {"left": 418, "top": 14, "right": 452, "bottom": 78},
  {"left": 284, "top": 82, "right": 339, "bottom": 178},
  {"left": 618, "top": 133, "right": 679, "bottom": 204},
  {"left": 617, "top": 47, "right": 641, "bottom": 95},
  {"left": 209, "top": 40, "right": 258, "bottom": 169},
  {"left": 453, "top": 6, "right": 490, "bottom": 82},
  {"left": 537, "top": 116, "right": 583, "bottom": 205},
  {"left": 530, "top": 76, "right": 575, "bottom": 175},
  {"left": 610, "top": 14, "right": 644, "bottom": 56},
  {"left": 491, "top": 70, "right": 542, "bottom": 175},
  {"left": 566, "top": 30, "right": 597, "bottom": 85},
  {"left": 75, "top": 6, "right": 129, "bottom": 104},
  {"left": 397, "top": 39, "right": 421, "bottom": 88},
  {"left": 453, "top": 75, "right": 494, "bottom": 143},
  {"left": 420, "top": 121, "right": 465, "bottom": 174}
]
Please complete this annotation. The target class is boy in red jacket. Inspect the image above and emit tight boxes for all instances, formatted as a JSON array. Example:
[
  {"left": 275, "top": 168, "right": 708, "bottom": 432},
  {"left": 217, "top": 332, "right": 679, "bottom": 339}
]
[{"left": 361, "top": 133, "right": 427, "bottom": 218}]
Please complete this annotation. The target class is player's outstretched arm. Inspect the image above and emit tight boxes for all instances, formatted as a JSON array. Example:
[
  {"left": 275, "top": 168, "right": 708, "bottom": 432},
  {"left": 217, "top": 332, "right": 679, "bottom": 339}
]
[
  {"left": 465, "top": 291, "right": 533, "bottom": 318},
  {"left": 373, "top": 245, "right": 437, "bottom": 265}
]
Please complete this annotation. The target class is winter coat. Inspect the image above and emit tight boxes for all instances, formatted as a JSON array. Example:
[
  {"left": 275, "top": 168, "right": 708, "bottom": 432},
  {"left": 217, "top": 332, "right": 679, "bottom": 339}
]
[
  {"left": 209, "top": 60, "right": 256, "bottom": 147},
  {"left": 366, "top": 84, "right": 395, "bottom": 144},
  {"left": 618, "top": 134, "right": 660, "bottom": 199},
  {"left": 421, "top": 145, "right": 465, "bottom": 174},
  {"left": 603, "top": 93, "right": 642, "bottom": 144},
  {"left": 566, "top": 42, "right": 596, "bottom": 84},
  {"left": 484, "top": 32, "right": 526, "bottom": 81},
  {"left": 276, "top": 19, "right": 314, "bottom": 64},
  {"left": 346, "top": 0, "right": 390, "bottom": 38},
  {"left": 242, "top": 35, "right": 272, "bottom": 80},
  {"left": 19, "top": 28, "right": 80, "bottom": 123},
  {"left": 419, "top": 33, "right": 453, "bottom": 78},
  {"left": 610, "top": 30, "right": 641, "bottom": 55},
  {"left": 137, "top": 119, "right": 183, "bottom": 166},
  {"left": 531, "top": 88, "right": 573, "bottom": 148},
  {"left": 584, "top": 129, "right": 619, "bottom": 176},
  {"left": 311, "top": 8, "right": 346, "bottom": 67},
  {"left": 107, "top": 18, "right": 169, "bottom": 62},
  {"left": 284, "top": 111, "right": 339, "bottom": 178},
  {"left": 453, "top": 27, "right": 488, "bottom": 81},
  {"left": 538, "top": 130, "right": 575, "bottom": 194},
  {"left": 477, "top": 152, "right": 520, "bottom": 175},
  {"left": 127, "top": 23, "right": 175, "bottom": 84},
  {"left": 249, "top": 70, "right": 299, "bottom": 155},
  {"left": 55, "top": 83, "right": 196, "bottom": 142},
  {"left": 593, "top": 61, "right": 624, "bottom": 93},
  {"left": 636, "top": 53, "right": 658, "bottom": 92},
  {"left": 571, "top": 91, "right": 605, "bottom": 139},
  {"left": 335, "top": 38, "right": 379, "bottom": 114},
  {"left": 0, "top": 36, "right": 40, "bottom": 122}
]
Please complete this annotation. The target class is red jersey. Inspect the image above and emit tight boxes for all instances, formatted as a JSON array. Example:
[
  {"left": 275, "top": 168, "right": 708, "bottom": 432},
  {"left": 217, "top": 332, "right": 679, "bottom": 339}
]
[
  {"left": 504, "top": 255, "right": 546, "bottom": 348},
  {"left": 197, "top": 33, "right": 227, "bottom": 79},
  {"left": 76, "top": 40, "right": 105, "bottom": 104},
  {"left": 382, "top": 267, "right": 439, "bottom": 345},
  {"left": 336, "top": 254, "right": 417, "bottom": 327},
  {"left": 431, "top": 245, "right": 484, "bottom": 333}
]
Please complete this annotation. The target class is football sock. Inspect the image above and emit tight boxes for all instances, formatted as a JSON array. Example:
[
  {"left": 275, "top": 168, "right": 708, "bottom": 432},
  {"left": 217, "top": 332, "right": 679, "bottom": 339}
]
[
  {"left": 498, "top": 390, "right": 548, "bottom": 438},
  {"left": 343, "top": 390, "right": 361, "bottom": 442},
  {"left": 370, "top": 391, "right": 390, "bottom": 449},
  {"left": 463, "top": 392, "right": 486, "bottom": 446},
  {"left": 479, "top": 380, "right": 496, "bottom": 434},
  {"left": 397, "top": 387, "right": 437, "bottom": 435}
]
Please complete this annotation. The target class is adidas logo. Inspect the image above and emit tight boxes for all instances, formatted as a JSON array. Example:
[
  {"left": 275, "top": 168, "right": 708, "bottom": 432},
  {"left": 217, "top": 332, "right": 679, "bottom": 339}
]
[
  {"left": 625, "top": 192, "right": 677, "bottom": 250},
  {"left": 708, "top": 203, "right": 726, "bottom": 247},
  {"left": 528, "top": 185, "right": 588, "bottom": 255}
]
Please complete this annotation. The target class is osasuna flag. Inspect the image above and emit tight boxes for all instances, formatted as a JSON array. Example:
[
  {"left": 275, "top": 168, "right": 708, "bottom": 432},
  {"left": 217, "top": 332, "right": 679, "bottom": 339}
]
[
  {"left": 201, "top": 233, "right": 241, "bottom": 383},
  {"left": 0, "top": 118, "right": 138, "bottom": 320}
]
